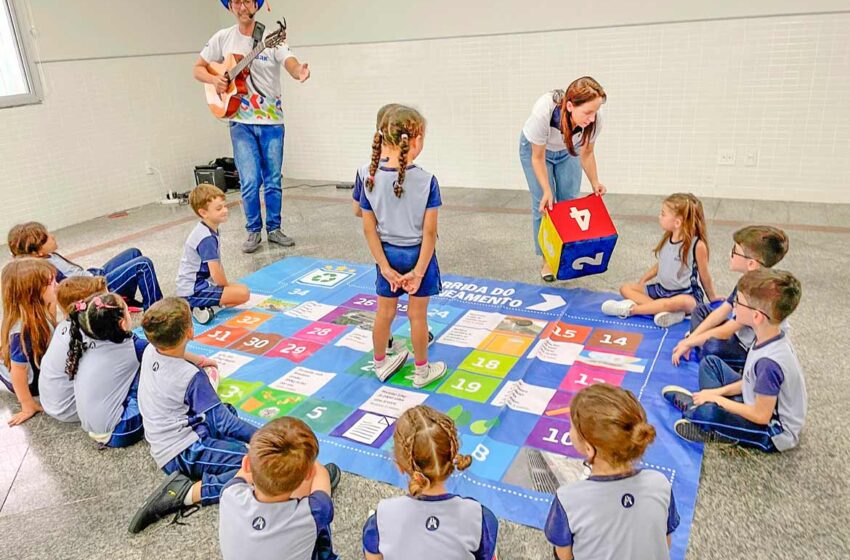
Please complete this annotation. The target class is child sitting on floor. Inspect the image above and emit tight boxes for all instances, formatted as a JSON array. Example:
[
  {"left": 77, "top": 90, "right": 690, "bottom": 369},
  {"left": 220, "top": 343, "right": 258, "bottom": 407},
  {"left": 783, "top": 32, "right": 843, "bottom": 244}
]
[{"left": 175, "top": 184, "right": 250, "bottom": 324}]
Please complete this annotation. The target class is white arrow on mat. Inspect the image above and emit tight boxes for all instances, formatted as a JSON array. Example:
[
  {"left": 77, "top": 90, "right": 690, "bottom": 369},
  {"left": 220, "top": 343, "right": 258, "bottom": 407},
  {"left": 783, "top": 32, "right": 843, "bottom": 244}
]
[{"left": 527, "top": 294, "right": 566, "bottom": 312}]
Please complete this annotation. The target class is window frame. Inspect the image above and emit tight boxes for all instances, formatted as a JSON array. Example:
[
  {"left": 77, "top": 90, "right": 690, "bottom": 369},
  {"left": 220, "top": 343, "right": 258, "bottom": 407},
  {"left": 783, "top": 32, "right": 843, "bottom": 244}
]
[{"left": 1, "top": 0, "right": 42, "bottom": 108}]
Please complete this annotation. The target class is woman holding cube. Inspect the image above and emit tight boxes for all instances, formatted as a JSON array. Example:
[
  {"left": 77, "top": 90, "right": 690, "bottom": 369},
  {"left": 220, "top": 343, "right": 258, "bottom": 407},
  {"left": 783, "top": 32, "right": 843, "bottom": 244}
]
[{"left": 520, "top": 77, "right": 608, "bottom": 281}]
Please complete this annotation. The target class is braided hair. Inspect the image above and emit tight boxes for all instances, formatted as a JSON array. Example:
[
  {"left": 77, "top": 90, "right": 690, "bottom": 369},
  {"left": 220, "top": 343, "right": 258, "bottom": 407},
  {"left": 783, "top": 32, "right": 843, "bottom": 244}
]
[
  {"left": 65, "top": 293, "right": 130, "bottom": 380},
  {"left": 367, "top": 105, "right": 426, "bottom": 198},
  {"left": 393, "top": 405, "right": 472, "bottom": 496}
]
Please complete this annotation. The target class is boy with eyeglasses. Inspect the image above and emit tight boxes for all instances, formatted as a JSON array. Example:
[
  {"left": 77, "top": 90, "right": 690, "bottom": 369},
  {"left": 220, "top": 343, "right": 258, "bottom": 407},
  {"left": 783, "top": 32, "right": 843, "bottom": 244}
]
[
  {"left": 671, "top": 225, "right": 789, "bottom": 371},
  {"left": 662, "top": 269, "right": 806, "bottom": 451}
]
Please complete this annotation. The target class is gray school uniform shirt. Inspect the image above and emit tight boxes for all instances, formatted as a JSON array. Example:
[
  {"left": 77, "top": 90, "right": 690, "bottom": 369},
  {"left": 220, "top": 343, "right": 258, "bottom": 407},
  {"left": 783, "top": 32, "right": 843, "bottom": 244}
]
[
  {"left": 1, "top": 321, "right": 38, "bottom": 388},
  {"left": 138, "top": 345, "right": 222, "bottom": 468},
  {"left": 74, "top": 333, "right": 147, "bottom": 442},
  {"left": 357, "top": 164, "right": 442, "bottom": 247},
  {"left": 656, "top": 238, "right": 698, "bottom": 292},
  {"left": 175, "top": 222, "right": 221, "bottom": 297},
  {"left": 545, "top": 469, "right": 679, "bottom": 560},
  {"left": 741, "top": 332, "right": 807, "bottom": 451},
  {"left": 522, "top": 90, "right": 603, "bottom": 153},
  {"left": 46, "top": 253, "right": 93, "bottom": 282},
  {"left": 219, "top": 478, "right": 337, "bottom": 560},
  {"left": 363, "top": 493, "right": 498, "bottom": 560},
  {"left": 37, "top": 320, "right": 78, "bottom": 422}
]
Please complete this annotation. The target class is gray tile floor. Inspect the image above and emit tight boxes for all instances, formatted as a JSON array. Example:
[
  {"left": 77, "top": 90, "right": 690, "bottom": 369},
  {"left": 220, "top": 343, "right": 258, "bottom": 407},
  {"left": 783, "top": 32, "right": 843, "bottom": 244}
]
[{"left": 1, "top": 182, "right": 849, "bottom": 559}]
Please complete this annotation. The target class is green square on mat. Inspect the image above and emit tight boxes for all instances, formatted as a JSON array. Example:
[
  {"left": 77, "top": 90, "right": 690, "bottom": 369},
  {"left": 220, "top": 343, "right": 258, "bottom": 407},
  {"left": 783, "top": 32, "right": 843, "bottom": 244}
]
[
  {"left": 347, "top": 353, "right": 380, "bottom": 378},
  {"left": 290, "top": 399, "right": 354, "bottom": 434},
  {"left": 239, "top": 388, "right": 307, "bottom": 420},
  {"left": 387, "top": 363, "right": 443, "bottom": 392},
  {"left": 436, "top": 370, "right": 503, "bottom": 403},
  {"left": 217, "top": 379, "right": 264, "bottom": 406},
  {"left": 457, "top": 349, "right": 518, "bottom": 379}
]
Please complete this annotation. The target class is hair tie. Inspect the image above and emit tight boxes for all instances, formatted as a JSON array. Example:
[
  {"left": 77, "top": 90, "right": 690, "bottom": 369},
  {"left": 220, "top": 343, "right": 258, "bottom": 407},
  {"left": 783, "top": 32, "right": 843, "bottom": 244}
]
[
  {"left": 91, "top": 296, "right": 118, "bottom": 310},
  {"left": 368, "top": 174, "right": 375, "bottom": 182},
  {"left": 74, "top": 301, "right": 87, "bottom": 312},
  {"left": 401, "top": 133, "right": 409, "bottom": 141}
]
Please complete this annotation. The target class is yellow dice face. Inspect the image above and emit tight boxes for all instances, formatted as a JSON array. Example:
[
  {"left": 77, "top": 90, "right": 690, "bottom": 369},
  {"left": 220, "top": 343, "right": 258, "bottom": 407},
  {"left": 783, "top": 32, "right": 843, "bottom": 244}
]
[{"left": 538, "top": 213, "right": 563, "bottom": 274}]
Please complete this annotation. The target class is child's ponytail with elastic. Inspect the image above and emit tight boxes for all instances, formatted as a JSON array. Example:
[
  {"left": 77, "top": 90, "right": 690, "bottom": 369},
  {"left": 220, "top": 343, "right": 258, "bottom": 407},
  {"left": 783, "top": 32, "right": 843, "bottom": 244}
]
[{"left": 64, "top": 293, "right": 129, "bottom": 380}]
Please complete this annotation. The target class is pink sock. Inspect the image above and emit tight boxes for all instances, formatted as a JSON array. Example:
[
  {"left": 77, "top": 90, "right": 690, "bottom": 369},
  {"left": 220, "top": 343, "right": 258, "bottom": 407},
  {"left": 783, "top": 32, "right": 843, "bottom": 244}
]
[
  {"left": 415, "top": 360, "right": 427, "bottom": 367},
  {"left": 374, "top": 354, "right": 386, "bottom": 363}
]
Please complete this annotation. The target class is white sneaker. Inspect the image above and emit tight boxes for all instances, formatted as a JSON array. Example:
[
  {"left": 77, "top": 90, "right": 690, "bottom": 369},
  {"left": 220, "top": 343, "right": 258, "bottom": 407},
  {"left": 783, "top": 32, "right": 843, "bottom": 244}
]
[
  {"left": 654, "top": 311, "right": 686, "bottom": 327},
  {"left": 413, "top": 361, "right": 447, "bottom": 388},
  {"left": 192, "top": 306, "right": 221, "bottom": 325},
  {"left": 601, "top": 299, "right": 635, "bottom": 318},
  {"left": 374, "top": 350, "right": 409, "bottom": 382}
]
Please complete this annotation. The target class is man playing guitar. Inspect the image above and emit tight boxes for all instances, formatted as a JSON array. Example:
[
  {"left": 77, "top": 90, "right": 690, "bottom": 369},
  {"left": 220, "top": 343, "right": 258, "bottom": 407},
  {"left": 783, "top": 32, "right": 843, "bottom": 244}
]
[{"left": 193, "top": 0, "right": 310, "bottom": 253}]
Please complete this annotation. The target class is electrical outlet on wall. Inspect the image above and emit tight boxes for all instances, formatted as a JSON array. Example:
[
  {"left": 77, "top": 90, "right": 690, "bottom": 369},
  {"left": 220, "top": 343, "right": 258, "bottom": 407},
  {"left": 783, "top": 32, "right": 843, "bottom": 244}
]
[
  {"left": 716, "top": 149, "right": 736, "bottom": 166},
  {"left": 745, "top": 150, "right": 759, "bottom": 167}
]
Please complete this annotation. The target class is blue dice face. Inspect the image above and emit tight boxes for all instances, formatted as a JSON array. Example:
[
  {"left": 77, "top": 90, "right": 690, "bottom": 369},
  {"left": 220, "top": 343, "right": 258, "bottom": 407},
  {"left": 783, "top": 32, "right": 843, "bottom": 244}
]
[{"left": 556, "top": 234, "right": 618, "bottom": 280}]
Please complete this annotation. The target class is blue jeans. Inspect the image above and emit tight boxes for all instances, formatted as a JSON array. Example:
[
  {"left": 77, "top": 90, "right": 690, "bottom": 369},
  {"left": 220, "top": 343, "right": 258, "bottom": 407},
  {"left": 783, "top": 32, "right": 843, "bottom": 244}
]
[
  {"left": 162, "top": 404, "right": 257, "bottom": 505},
  {"left": 690, "top": 303, "right": 749, "bottom": 371},
  {"left": 519, "top": 132, "right": 582, "bottom": 256},
  {"left": 685, "top": 355, "right": 778, "bottom": 452},
  {"left": 88, "top": 248, "right": 163, "bottom": 310},
  {"left": 230, "top": 122, "right": 284, "bottom": 233}
]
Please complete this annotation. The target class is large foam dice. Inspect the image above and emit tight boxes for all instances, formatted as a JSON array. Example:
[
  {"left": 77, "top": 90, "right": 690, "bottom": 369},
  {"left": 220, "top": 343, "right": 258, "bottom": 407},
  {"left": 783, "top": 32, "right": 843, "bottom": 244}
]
[{"left": 538, "top": 194, "right": 618, "bottom": 280}]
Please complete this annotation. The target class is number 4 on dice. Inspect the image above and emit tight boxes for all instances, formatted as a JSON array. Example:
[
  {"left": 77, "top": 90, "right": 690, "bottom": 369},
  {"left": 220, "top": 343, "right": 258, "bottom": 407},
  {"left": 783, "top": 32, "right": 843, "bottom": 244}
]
[{"left": 538, "top": 194, "right": 618, "bottom": 280}]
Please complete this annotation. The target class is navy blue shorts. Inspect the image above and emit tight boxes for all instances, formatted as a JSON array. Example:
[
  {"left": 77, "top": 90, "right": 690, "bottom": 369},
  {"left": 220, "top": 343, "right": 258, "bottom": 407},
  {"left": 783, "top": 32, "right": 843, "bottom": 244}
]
[
  {"left": 645, "top": 282, "right": 704, "bottom": 303},
  {"left": 186, "top": 281, "right": 224, "bottom": 308},
  {"left": 377, "top": 242, "right": 442, "bottom": 298}
]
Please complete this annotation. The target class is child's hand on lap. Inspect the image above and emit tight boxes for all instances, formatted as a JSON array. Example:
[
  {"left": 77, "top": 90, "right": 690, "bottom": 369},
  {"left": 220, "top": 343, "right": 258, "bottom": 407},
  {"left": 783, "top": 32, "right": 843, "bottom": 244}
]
[{"left": 692, "top": 390, "right": 720, "bottom": 406}]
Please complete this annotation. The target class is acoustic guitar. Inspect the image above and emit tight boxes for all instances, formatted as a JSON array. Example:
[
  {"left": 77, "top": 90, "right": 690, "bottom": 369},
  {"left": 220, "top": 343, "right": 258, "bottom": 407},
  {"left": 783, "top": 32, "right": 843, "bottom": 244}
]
[{"left": 204, "top": 20, "right": 287, "bottom": 118}]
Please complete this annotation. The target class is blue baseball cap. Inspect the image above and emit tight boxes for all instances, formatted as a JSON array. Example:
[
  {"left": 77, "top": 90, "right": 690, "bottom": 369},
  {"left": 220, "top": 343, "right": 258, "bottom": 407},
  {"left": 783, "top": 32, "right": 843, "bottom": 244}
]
[{"left": 220, "top": 0, "right": 264, "bottom": 8}]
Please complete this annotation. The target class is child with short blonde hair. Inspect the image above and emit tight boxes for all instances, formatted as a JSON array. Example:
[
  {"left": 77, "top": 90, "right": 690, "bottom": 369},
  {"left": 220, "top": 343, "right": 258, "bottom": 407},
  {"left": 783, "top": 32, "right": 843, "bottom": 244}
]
[
  {"left": 219, "top": 417, "right": 341, "bottom": 560},
  {"left": 545, "top": 384, "right": 679, "bottom": 560},
  {"left": 363, "top": 405, "right": 498, "bottom": 560},
  {"left": 176, "top": 183, "right": 250, "bottom": 324}
]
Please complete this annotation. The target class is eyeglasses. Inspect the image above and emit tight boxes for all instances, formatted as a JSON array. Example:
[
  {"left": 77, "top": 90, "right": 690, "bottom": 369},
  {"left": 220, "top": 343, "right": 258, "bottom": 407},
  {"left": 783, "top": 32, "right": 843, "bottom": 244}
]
[
  {"left": 733, "top": 296, "right": 772, "bottom": 321},
  {"left": 730, "top": 247, "right": 765, "bottom": 266}
]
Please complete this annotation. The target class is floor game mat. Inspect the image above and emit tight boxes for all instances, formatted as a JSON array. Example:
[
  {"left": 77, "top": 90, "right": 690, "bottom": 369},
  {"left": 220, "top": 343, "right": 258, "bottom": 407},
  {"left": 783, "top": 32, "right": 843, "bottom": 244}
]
[{"left": 188, "top": 257, "right": 705, "bottom": 559}]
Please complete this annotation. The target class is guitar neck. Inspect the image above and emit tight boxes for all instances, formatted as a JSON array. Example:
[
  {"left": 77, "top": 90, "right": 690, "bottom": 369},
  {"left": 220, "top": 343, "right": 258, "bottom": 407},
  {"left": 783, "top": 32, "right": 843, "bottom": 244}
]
[{"left": 230, "top": 41, "right": 267, "bottom": 78}]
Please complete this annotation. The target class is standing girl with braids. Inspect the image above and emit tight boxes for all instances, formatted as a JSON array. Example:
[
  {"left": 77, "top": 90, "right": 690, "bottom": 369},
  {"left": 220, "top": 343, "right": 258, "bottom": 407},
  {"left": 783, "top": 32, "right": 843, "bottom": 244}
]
[
  {"left": 520, "top": 77, "right": 608, "bottom": 282},
  {"left": 1, "top": 258, "right": 58, "bottom": 426},
  {"left": 64, "top": 292, "right": 149, "bottom": 447},
  {"left": 362, "top": 405, "right": 499, "bottom": 560},
  {"left": 601, "top": 192, "right": 720, "bottom": 327},
  {"left": 544, "top": 384, "right": 679, "bottom": 560},
  {"left": 358, "top": 106, "right": 446, "bottom": 387}
]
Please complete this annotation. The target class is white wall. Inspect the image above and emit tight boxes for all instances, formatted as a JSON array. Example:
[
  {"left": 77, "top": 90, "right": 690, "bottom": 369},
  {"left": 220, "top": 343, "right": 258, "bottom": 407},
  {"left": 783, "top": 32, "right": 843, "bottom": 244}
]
[
  {"left": 256, "top": 0, "right": 850, "bottom": 46},
  {"left": 262, "top": 4, "right": 850, "bottom": 203},
  {"left": 0, "top": 0, "right": 232, "bottom": 241}
]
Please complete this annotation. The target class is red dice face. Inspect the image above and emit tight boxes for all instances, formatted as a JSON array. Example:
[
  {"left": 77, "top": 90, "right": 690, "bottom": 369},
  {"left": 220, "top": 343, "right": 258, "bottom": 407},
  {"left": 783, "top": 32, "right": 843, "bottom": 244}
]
[
  {"left": 543, "top": 195, "right": 618, "bottom": 280},
  {"left": 548, "top": 194, "right": 618, "bottom": 243}
]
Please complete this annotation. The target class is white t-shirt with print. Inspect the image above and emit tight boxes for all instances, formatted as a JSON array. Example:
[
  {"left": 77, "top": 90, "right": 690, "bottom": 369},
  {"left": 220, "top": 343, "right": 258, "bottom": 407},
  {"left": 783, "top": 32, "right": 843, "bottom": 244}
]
[
  {"left": 201, "top": 24, "right": 295, "bottom": 125},
  {"left": 522, "top": 91, "right": 603, "bottom": 153}
]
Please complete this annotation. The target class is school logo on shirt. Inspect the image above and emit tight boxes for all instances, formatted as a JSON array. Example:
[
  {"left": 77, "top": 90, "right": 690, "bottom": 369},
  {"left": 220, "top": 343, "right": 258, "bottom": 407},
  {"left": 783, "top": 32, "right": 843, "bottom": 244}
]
[
  {"left": 425, "top": 516, "right": 440, "bottom": 531},
  {"left": 621, "top": 493, "right": 635, "bottom": 508},
  {"left": 152, "top": 361, "right": 160, "bottom": 372},
  {"left": 252, "top": 516, "right": 267, "bottom": 531}
]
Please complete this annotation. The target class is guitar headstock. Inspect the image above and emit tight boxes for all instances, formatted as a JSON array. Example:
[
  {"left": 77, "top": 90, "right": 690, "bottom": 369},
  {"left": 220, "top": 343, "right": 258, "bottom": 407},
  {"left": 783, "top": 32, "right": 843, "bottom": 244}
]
[{"left": 265, "top": 18, "right": 287, "bottom": 48}]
